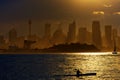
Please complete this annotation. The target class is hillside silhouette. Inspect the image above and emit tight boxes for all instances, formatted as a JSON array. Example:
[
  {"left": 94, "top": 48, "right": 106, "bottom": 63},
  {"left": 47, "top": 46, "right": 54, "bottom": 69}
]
[{"left": 43, "top": 43, "right": 100, "bottom": 52}]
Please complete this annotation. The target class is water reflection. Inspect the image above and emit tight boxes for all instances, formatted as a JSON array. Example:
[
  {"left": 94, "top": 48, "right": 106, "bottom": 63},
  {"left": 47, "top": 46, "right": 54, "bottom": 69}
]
[
  {"left": 0, "top": 53, "right": 120, "bottom": 80},
  {"left": 57, "top": 52, "right": 120, "bottom": 80}
]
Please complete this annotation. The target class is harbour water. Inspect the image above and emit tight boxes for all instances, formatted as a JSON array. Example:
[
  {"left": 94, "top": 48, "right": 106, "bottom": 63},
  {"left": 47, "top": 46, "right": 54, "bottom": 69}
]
[{"left": 0, "top": 52, "right": 120, "bottom": 80}]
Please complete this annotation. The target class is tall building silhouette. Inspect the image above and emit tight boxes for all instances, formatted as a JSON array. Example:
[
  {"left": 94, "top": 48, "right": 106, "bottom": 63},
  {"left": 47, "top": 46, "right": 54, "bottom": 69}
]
[
  {"left": 78, "top": 27, "right": 87, "bottom": 44},
  {"left": 44, "top": 23, "right": 51, "bottom": 39},
  {"left": 28, "top": 19, "right": 32, "bottom": 37},
  {"left": 9, "top": 28, "right": 17, "bottom": 43},
  {"left": 105, "top": 25, "right": 112, "bottom": 48},
  {"left": 118, "top": 36, "right": 120, "bottom": 49},
  {"left": 112, "top": 28, "right": 118, "bottom": 48},
  {"left": 86, "top": 31, "right": 92, "bottom": 44},
  {"left": 67, "top": 21, "right": 76, "bottom": 44},
  {"left": 92, "top": 21, "right": 102, "bottom": 49},
  {"left": 0, "top": 34, "right": 5, "bottom": 45},
  {"left": 52, "top": 27, "right": 66, "bottom": 45},
  {"left": 112, "top": 28, "right": 118, "bottom": 38}
]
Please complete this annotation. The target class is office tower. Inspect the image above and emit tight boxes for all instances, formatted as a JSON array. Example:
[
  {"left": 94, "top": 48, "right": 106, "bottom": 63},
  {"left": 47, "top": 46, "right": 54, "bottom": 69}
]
[
  {"left": 9, "top": 28, "right": 17, "bottom": 43},
  {"left": 112, "top": 28, "right": 118, "bottom": 38},
  {"left": 52, "top": 28, "right": 66, "bottom": 45},
  {"left": 67, "top": 21, "right": 76, "bottom": 44},
  {"left": 105, "top": 25, "right": 112, "bottom": 48},
  {"left": 86, "top": 31, "right": 92, "bottom": 44},
  {"left": 0, "top": 34, "right": 4, "bottom": 45},
  {"left": 24, "top": 40, "right": 36, "bottom": 49},
  {"left": 112, "top": 28, "right": 118, "bottom": 48},
  {"left": 117, "top": 36, "right": 120, "bottom": 50},
  {"left": 78, "top": 27, "right": 87, "bottom": 44},
  {"left": 44, "top": 23, "right": 51, "bottom": 39},
  {"left": 28, "top": 19, "right": 32, "bottom": 37},
  {"left": 92, "top": 21, "right": 102, "bottom": 49}
]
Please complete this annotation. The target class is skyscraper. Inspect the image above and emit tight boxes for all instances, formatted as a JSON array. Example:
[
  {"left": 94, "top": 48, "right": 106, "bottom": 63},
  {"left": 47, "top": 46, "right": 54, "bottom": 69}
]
[
  {"left": 0, "top": 34, "right": 5, "bottom": 45},
  {"left": 52, "top": 28, "right": 66, "bottom": 45},
  {"left": 78, "top": 27, "right": 87, "bottom": 44},
  {"left": 86, "top": 31, "right": 92, "bottom": 44},
  {"left": 117, "top": 36, "right": 120, "bottom": 50},
  {"left": 92, "top": 21, "right": 102, "bottom": 49},
  {"left": 112, "top": 28, "right": 118, "bottom": 49},
  {"left": 112, "top": 28, "right": 118, "bottom": 38},
  {"left": 9, "top": 28, "right": 17, "bottom": 43},
  {"left": 67, "top": 21, "right": 76, "bottom": 44},
  {"left": 105, "top": 25, "right": 112, "bottom": 48},
  {"left": 44, "top": 23, "right": 51, "bottom": 39},
  {"left": 28, "top": 19, "right": 32, "bottom": 37}
]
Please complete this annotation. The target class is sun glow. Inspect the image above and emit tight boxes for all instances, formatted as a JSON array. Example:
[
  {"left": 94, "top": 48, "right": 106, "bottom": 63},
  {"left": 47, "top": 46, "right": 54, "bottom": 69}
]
[
  {"left": 73, "top": 0, "right": 101, "bottom": 4},
  {"left": 71, "top": 0, "right": 102, "bottom": 8},
  {"left": 81, "top": 0, "right": 100, "bottom": 3}
]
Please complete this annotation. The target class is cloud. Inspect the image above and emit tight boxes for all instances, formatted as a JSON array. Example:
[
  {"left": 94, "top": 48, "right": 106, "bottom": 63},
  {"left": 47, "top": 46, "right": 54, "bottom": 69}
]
[
  {"left": 93, "top": 11, "right": 105, "bottom": 15},
  {"left": 113, "top": 12, "right": 120, "bottom": 15},
  {"left": 104, "top": 4, "right": 112, "bottom": 8}
]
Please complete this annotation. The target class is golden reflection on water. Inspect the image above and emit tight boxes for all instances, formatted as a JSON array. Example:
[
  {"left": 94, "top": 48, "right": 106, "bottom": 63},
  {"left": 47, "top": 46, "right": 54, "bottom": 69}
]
[
  {"left": 75, "top": 52, "right": 112, "bottom": 55},
  {"left": 64, "top": 52, "right": 120, "bottom": 79}
]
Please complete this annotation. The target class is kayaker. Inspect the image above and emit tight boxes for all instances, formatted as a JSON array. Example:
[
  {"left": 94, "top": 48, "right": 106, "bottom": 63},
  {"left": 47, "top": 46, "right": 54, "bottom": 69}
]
[{"left": 76, "top": 69, "right": 82, "bottom": 77}]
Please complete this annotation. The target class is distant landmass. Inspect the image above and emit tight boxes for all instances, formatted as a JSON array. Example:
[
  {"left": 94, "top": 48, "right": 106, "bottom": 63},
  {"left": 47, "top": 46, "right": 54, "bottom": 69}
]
[
  {"left": 42, "top": 43, "right": 100, "bottom": 53},
  {"left": 1, "top": 43, "right": 100, "bottom": 53}
]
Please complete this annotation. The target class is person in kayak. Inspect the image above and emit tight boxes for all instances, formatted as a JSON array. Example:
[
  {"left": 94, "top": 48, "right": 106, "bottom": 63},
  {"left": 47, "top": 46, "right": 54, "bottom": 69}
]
[{"left": 76, "top": 69, "right": 82, "bottom": 77}]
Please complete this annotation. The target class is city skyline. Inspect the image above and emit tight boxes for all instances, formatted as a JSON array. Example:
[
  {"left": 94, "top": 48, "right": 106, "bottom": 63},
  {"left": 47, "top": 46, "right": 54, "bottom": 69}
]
[
  {"left": 0, "top": 20, "right": 120, "bottom": 51},
  {"left": 1, "top": 0, "right": 120, "bottom": 36},
  {"left": 0, "top": 20, "right": 120, "bottom": 37},
  {"left": 0, "top": 1, "right": 120, "bottom": 80}
]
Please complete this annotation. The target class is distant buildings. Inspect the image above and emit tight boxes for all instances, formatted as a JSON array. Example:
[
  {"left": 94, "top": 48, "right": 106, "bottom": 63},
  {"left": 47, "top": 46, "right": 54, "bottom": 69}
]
[
  {"left": 86, "top": 31, "right": 92, "bottom": 44},
  {"left": 44, "top": 23, "right": 51, "bottom": 39},
  {"left": 52, "top": 27, "right": 66, "bottom": 45},
  {"left": 77, "top": 27, "right": 87, "bottom": 44},
  {"left": 0, "top": 34, "right": 5, "bottom": 45},
  {"left": 0, "top": 34, "right": 7, "bottom": 49},
  {"left": 24, "top": 40, "right": 36, "bottom": 49},
  {"left": 112, "top": 28, "right": 118, "bottom": 49},
  {"left": 9, "top": 28, "right": 17, "bottom": 43},
  {"left": 112, "top": 28, "right": 118, "bottom": 38},
  {"left": 92, "top": 21, "right": 102, "bottom": 49},
  {"left": 31, "top": 23, "right": 52, "bottom": 49},
  {"left": 0, "top": 20, "right": 120, "bottom": 51},
  {"left": 28, "top": 19, "right": 32, "bottom": 37},
  {"left": 105, "top": 25, "right": 112, "bottom": 48},
  {"left": 67, "top": 21, "right": 76, "bottom": 44},
  {"left": 117, "top": 36, "right": 120, "bottom": 49}
]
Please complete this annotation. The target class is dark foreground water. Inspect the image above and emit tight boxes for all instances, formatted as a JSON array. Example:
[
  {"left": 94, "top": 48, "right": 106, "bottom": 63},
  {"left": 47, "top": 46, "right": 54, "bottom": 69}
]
[{"left": 0, "top": 52, "right": 120, "bottom": 80}]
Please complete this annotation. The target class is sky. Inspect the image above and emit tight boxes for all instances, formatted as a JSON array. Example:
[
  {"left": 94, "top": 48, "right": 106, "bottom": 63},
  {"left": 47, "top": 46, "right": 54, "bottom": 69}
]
[{"left": 0, "top": 0, "right": 120, "bottom": 37}]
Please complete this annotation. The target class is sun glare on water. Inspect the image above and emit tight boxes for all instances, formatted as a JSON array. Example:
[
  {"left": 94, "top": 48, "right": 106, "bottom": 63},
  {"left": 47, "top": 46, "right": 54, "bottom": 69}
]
[{"left": 75, "top": 52, "right": 112, "bottom": 55}]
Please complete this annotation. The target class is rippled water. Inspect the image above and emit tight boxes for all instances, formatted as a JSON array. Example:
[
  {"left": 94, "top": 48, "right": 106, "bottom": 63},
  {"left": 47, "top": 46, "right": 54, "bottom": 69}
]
[{"left": 0, "top": 52, "right": 120, "bottom": 80}]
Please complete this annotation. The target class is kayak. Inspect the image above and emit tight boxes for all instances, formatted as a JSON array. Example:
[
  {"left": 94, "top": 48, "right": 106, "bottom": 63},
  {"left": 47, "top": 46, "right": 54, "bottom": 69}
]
[{"left": 54, "top": 73, "right": 96, "bottom": 77}]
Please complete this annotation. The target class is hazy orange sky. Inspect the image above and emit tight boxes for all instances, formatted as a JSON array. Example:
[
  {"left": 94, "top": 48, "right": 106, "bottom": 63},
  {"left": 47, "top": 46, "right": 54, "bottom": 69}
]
[{"left": 0, "top": 0, "right": 120, "bottom": 36}]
